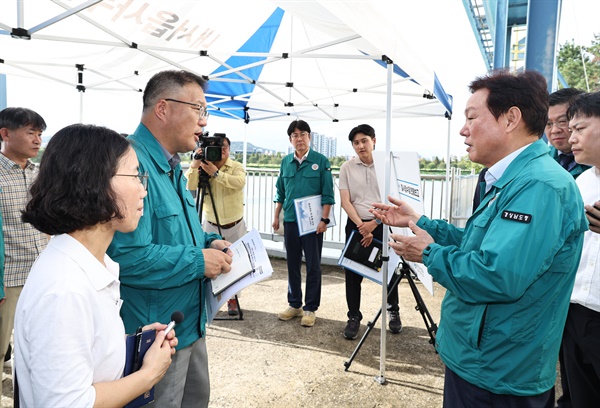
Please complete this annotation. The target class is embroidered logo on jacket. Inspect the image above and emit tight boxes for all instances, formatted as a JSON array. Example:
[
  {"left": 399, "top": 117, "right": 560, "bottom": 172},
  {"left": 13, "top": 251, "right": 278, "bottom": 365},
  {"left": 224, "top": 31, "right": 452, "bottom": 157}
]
[{"left": 501, "top": 211, "right": 532, "bottom": 223}]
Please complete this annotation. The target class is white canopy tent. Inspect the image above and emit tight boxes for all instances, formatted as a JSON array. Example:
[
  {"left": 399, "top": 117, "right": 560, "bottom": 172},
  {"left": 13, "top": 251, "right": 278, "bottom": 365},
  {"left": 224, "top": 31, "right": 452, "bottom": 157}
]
[
  {"left": 0, "top": 0, "right": 453, "bottom": 382},
  {"left": 1, "top": 0, "right": 452, "bottom": 120}
]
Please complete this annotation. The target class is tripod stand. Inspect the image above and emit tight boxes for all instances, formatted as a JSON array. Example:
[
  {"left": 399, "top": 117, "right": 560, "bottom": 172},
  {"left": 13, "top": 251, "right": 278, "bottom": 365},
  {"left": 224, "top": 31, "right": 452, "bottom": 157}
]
[
  {"left": 344, "top": 258, "right": 437, "bottom": 371},
  {"left": 195, "top": 168, "right": 244, "bottom": 321}
]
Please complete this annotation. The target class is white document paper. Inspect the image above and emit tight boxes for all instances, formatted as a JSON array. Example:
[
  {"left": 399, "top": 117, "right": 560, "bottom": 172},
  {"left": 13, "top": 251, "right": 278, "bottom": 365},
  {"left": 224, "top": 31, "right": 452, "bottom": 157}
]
[
  {"left": 293, "top": 194, "right": 336, "bottom": 236},
  {"left": 206, "top": 229, "right": 273, "bottom": 324},
  {"left": 210, "top": 240, "right": 254, "bottom": 296},
  {"left": 372, "top": 151, "right": 435, "bottom": 296},
  {"left": 338, "top": 248, "right": 395, "bottom": 286},
  {"left": 338, "top": 230, "right": 397, "bottom": 285}
]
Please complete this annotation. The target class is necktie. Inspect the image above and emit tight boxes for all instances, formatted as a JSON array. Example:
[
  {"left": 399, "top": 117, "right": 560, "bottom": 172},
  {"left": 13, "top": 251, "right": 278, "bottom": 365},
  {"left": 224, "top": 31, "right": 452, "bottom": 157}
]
[{"left": 559, "top": 154, "right": 574, "bottom": 171}]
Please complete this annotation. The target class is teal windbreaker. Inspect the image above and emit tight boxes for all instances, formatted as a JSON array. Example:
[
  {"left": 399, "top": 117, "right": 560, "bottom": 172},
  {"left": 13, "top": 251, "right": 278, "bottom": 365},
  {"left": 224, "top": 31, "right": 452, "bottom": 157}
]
[
  {"left": 419, "top": 140, "right": 587, "bottom": 396},
  {"left": 274, "top": 150, "right": 335, "bottom": 222},
  {"left": 108, "top": 124, "right": 220, "bottom": 349}
]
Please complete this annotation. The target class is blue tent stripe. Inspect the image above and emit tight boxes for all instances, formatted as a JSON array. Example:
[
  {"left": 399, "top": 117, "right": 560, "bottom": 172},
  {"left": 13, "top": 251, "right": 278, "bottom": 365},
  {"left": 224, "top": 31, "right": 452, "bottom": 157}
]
[
  {"left": 371, "top": 56, "right": 453, "bottom": 116},
  {"left": 433, "top": 73, "right": 453, "bottom": 116},
  {"left": 207, "top": 8, "right": 285, "bottom": 121}
]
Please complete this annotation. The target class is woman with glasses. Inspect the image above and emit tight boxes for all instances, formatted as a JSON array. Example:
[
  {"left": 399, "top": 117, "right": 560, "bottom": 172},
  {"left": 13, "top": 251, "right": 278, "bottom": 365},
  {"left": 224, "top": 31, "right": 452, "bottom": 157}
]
[{"left": 14, "top": 124, "right": 177, "bottom": 407}]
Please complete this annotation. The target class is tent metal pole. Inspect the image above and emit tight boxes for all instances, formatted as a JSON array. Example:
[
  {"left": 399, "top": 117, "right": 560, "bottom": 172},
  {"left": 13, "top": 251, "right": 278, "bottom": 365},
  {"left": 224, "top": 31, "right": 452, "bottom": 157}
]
[
  {"left": 376, "top": 59, "right": 394, "bottom": 385},
  {"left": 445, "top": 118, "right": 452, "bottom": 221},
  {"left": 17, "top": 0, "right": 24, "bottom": 28},
  {"left": 1, "top": 62, "right": 71, "bottom": 86},
  {"left": 29, "top": 0, "right": 102, "bottom": 35},
  {"left": 77, "top": 64, "right": 84, "bottom": 123},
  {"left": 243, "top": 124, "right": 248, "bottom": 170},
  {"left": 79, "top": 91, "right": 83, "bottom": 123}
]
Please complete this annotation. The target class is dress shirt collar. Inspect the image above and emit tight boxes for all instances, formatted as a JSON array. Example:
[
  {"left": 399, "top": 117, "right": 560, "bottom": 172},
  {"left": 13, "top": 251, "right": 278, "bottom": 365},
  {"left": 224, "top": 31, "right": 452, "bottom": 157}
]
[
  {"left": 485, "top": 143, "right": 531, "bottom": 193},
  {"left": 294, "top": 148, "right": 310, "bottom": 164},
  {"left": 352, "top": 156, "right": 374, "bottom": 167},
  {"left": 158, "top": 143, "right": 181, "bottom": 169},
  {"left": 51, "top": 234, "right": 119, "bottom": 292}
]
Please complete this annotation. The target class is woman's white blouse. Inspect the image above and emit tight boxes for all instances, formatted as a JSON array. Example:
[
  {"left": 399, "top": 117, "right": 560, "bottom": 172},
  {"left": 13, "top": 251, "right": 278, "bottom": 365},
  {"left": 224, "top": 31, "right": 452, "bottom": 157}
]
[{"left": 14, "top": 234, "right": 126, "bottom": 407}]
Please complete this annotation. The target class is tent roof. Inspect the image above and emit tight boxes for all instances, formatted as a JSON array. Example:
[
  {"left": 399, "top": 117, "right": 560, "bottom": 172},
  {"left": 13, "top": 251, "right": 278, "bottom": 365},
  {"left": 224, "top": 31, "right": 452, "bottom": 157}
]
[{"left": 0, "top": 0, "right": 452, "bottom": 123}]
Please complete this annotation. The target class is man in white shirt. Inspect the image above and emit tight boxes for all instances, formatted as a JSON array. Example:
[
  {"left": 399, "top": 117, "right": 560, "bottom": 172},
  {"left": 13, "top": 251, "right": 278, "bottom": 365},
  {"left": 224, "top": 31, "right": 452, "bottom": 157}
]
[{"left": 561, "top": 91, "right": 600, "bottom": 408}]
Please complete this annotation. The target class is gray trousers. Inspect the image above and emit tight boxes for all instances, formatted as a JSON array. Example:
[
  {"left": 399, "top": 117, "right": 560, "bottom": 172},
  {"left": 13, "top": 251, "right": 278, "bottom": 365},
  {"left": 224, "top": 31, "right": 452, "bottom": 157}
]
[{"left": 154, "top": 337, "right": 210, "bottom": 408}]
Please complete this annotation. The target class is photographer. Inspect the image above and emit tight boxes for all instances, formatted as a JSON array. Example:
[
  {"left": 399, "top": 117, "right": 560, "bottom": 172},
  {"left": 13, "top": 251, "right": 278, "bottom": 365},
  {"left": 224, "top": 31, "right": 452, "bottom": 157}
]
[{"left": 185, "top": 135, "right": 247, "bottom": 316}]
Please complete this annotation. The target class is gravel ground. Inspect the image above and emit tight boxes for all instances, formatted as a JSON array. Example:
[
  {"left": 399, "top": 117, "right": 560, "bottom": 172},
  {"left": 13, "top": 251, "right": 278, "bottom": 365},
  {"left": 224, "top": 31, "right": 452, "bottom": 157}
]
[
  {"left": 207, "top": 258, "right": 446, "bottom": 408},
  {"left": 2, "top": 256, "right": 564, "bottom": 407}
]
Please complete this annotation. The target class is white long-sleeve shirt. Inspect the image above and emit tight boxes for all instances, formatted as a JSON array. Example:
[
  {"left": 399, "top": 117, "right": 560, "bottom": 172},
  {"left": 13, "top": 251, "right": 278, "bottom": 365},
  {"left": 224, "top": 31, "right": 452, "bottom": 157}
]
[{"left": 571, "top": 167, "right": 600, "bottom": 312}]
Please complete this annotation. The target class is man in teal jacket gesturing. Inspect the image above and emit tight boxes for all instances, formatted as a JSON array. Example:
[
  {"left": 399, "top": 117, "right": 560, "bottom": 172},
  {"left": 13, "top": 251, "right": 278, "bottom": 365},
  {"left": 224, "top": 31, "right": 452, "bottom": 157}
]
[
  {"left": 108, "top": 70, "right": 232, "bottom": 408},
  {"left": 373, "top": 70, "right": 588, "bottom": 407}
]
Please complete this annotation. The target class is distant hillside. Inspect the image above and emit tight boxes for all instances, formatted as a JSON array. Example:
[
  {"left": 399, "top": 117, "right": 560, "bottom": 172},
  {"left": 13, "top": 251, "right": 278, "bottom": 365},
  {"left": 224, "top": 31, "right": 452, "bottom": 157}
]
[{"left": 230, "top": 141, "right": 283, "bottom": 154}]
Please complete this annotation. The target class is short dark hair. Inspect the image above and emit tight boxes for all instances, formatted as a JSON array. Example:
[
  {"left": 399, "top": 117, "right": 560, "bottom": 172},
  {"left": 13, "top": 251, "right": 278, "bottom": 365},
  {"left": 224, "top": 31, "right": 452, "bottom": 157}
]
[
  {"left": 22, "top": 124, "right": 131, "bottom": 235},
  {"left": 348, "top": 124, "right": 375, "bottom": 141},
  {"left": 567, "top": 91, "right": 600, "bottom": 120},
  {"left": 0, "top": 107, "right": 46, "bottom": 132},
  {"left": 143, "top": 70, "right": 207, "bottom": 111},
  {"left": 549, "top": 88, "right": 584, "bottom": 107},
  {"left": 287, "top": 120, "right": 311, "bottom": 136},
  {"left": 469, "top": 70, "right": 548, "bottom": 136}
]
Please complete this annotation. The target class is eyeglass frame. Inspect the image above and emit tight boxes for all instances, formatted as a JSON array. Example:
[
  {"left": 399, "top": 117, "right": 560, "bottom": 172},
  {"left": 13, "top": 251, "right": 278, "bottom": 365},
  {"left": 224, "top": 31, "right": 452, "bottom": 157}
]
[
  {"left": 115, "top": 170, "right": 149, "bottom": 190},
  {"left": 164, "top": 98, "right": 210, "bottom": 120},
  {"left": 290, "top": 131, "right": 309, "bottom": 139},
  {"left": 545, "top": 119, "right": 569, "bottom": 130}
]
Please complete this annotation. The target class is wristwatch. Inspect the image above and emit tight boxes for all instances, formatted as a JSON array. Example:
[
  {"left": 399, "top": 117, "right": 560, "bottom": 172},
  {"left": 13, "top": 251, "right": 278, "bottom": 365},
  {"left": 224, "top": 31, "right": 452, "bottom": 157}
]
[
  {"left": 321, "top": 217, "right": 330, "bottom": 225},
  {"left": 374, "top": 218, "right": 382, "bottom": 225},
  {"left": 212, "top": 170, "right": 219, "bottom": 178}
]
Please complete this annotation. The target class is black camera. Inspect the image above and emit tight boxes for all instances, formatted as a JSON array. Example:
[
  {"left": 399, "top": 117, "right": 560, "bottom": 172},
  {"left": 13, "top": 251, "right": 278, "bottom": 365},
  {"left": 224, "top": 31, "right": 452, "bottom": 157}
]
[{"left": 193, "top": 132, "right": 225, "bottom": 162}]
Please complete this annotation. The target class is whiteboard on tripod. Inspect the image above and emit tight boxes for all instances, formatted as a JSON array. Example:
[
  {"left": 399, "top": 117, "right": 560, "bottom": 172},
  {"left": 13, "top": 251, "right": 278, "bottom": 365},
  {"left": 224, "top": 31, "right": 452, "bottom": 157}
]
[{"left": 373, "top": 151, "right": 434, "bottom": 296}]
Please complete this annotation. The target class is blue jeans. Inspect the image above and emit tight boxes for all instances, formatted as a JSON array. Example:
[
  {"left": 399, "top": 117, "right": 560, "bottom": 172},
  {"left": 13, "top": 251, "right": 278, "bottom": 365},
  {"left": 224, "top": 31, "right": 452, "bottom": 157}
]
[{"left": 283, "top": 221, "right": 323, "bottom": 312}]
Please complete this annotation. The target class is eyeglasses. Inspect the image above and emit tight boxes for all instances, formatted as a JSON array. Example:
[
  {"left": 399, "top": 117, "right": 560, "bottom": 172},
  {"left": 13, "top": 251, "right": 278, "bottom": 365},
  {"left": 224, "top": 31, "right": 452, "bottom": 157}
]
[
  {"left": 290, "top": 131, "right": 309, "bottom": 139},
  {"left": 115, "top": 171, "right": 149, "bottom": 190},
  {"left": 165, "top": 98, "right": 210, "bottom": 120},
  {"left": 546, "top": 119, "right": 569, "bottom": 130},
  {"left": 222, "top": 145, "right": 230, "bottom": 150}
]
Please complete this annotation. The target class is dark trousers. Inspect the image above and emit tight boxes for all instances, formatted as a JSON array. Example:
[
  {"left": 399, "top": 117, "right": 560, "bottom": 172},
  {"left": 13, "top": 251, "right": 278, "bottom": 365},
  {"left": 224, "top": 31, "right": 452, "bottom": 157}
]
[
  {"left": 283, "top": 221, "right": 323, "bottom": 312},
  {"left": 443, "top": 367, "right": 554, "bottom": 408},
  {"left": 561, "top": 303, "right": 600, "bottom": 408},
  {"left": 344, "top": 218, "right": 399, "bottom": 321},
  {"left": 557, "top": 339, "right": 572, "bottom": 408}
]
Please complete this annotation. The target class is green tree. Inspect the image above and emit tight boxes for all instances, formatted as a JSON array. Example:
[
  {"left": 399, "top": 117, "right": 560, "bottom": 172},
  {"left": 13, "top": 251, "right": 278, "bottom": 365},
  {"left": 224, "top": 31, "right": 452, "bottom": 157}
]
[
  {"left": 558, "top": 34, "right": 600, "bottom": 92},
  {"left": 329, "top": 156, "right": 346, "bottom": 169}
]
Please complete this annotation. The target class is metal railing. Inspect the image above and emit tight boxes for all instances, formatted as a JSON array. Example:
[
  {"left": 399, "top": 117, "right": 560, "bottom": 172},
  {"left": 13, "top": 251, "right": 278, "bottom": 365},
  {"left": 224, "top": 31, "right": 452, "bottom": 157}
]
[{"left": 243, "top": 167, "right": 480, "bottom": 249}]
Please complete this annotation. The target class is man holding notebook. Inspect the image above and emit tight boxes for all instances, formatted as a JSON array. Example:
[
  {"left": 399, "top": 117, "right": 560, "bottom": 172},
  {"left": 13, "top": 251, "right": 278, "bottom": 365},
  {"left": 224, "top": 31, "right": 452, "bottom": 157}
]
[
  {"left": 338, "top": 124, "right": 402, "bottom": 340},
  {"left": 272, "top": 119, "right": 335, "bottom": 327}
]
